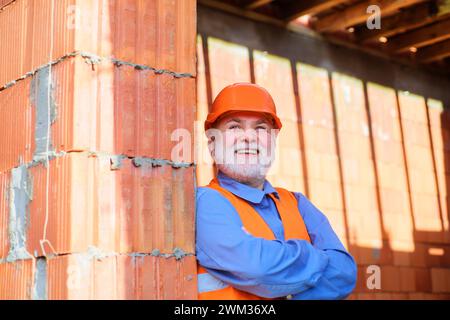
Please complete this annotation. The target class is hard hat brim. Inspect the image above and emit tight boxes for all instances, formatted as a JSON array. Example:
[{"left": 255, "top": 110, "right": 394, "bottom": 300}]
[{"left": 204, "top": 108, "right": 282, "bottom": 131}]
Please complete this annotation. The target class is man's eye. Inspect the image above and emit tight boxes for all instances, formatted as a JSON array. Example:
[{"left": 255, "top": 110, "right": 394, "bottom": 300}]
[
  {"left": 229, "top": 125, "right": 240, "bottom": 130},
  {"left": 256, "top": 126, "right": 268, "bottom": 131}
]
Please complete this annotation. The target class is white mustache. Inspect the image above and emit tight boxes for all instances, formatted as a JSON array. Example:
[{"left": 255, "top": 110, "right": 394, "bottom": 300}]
[{"left": 213, "top": 143, "right": 274, "bottom": 167}]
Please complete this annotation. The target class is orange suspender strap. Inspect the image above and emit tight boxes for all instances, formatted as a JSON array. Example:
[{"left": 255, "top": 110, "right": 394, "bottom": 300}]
[{"left": 268, "top": 190, "right": 311, "bottom": 242}]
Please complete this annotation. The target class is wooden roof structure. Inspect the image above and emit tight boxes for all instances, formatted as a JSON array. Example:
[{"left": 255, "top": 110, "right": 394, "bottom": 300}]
[{"left": 199, "top": 0, "right": 450, "bottom": 74}]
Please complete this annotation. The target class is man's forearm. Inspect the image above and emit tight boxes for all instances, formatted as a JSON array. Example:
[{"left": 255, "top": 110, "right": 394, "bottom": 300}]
[
  {"left": 197, "top": 237, "right": 330, "bottom": 298},
  {"left": 291, "top": 249, "right": 357, "bottom": 299}
]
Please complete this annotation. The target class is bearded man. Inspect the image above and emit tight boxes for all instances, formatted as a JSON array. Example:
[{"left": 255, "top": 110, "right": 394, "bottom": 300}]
[{"left": 196, "top": 83, "right": 357, "bottom": 300}]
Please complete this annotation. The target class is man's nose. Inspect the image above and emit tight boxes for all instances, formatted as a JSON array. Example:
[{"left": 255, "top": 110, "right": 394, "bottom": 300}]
[{"left": 239, "top": 128, "right": 257, "bottom": 143}]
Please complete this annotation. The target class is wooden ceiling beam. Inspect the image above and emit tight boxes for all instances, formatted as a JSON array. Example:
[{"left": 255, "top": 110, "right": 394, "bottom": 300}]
[
  {"left": 386, "top": 18, "right": 450, "bottom": 52},
  {"left": 277, "top": 0, "right": 349, "bottom": 22},
  {"left": 416, "top": 38, "right": 450, "bottom": 62},
  {"left": 354, "top": 2, "right": 438, "bottom": 43},
  {"left": 239, "top": 0, "right": 274, "bottom": 10},
  {"left": 313, "top": 0, "right": 427, "bottom": 32}
]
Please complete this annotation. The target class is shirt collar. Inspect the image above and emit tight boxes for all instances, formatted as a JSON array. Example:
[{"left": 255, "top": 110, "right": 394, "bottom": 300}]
[{"left": 217, "top": 171, "right": 279, "bottom": 204}]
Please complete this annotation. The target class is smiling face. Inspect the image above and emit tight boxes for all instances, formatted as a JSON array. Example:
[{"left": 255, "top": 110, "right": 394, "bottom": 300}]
[{"left": 207, "top": 111, "right": 279, "bottom": 189}]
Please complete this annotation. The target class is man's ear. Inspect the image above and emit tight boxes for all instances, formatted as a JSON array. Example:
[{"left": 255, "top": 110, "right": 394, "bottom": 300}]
[
  {"left": 207, "top": 136, "right": 215, "bottom": 156},
  {"left": 206, "top": 128, "right": 218, "bottom": 143},
  {"left": 205, "top": 128, "right": 221, "bottom": 156}
]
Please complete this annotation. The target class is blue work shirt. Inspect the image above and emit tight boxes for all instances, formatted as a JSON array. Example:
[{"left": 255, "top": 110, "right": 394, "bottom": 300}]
[{"left": 196, "top": 171, "right": 357, "bottom": 299}]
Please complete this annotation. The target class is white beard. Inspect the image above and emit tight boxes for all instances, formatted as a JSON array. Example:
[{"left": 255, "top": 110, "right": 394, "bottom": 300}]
[
  {"left": 217, "top": 162, "right": 269, "bottom": 186},
  {"left": 212, "top": 142, "right": 275, "bottom": 187}
]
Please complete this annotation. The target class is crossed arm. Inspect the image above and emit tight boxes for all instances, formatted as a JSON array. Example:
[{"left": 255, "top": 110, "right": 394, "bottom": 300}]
[{"left": 196, "top": 188, "right": 357, "bottom": 299}]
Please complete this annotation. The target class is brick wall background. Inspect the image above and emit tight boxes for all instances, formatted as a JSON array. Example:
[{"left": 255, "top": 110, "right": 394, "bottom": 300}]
[
  {"left": 196, "top": 4, "right": 450, "bottom": 300},
  {"left": 0, "top": 0, "right": 197, "bottom": 299}
]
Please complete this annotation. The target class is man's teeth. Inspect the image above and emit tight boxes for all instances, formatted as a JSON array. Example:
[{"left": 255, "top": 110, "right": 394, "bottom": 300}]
[{"left": 236, "top": 149, "right": 258, "bottom": 154}]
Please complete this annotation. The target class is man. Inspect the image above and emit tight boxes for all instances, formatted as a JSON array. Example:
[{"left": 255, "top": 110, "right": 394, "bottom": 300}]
[{"left": 196, "top": 82, "right": 357, "bottom": 300}]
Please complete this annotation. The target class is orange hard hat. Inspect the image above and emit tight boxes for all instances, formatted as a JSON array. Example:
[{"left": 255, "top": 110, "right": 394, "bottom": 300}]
[{"left": 204, "top": 82, "right": 282, "bottom": 131}]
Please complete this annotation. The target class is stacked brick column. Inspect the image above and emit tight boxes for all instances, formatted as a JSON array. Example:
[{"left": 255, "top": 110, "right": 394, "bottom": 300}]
[{"left": 0, "top": 0, "right": 197, "bottom": 299}]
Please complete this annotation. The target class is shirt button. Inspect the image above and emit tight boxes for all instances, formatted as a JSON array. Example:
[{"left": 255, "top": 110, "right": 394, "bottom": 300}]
[{"left": 286, "top": 294, "right": 293, "bottom": 300}]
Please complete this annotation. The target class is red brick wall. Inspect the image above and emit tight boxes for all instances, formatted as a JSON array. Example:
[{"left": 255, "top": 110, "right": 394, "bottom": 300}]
[
  {"left": 0, "top": 0, "right": 197, "bottom": 299},
  {"left": 196, "top": 12, "right": 450, "bottom": 299}
]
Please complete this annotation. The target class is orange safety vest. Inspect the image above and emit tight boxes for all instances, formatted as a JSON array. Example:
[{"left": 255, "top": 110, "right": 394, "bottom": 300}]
[{"left": 197, "top": 178, "right": 311, "bottom": 300}]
